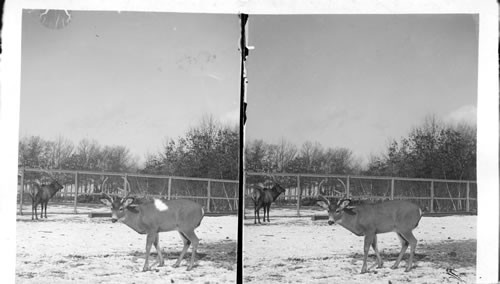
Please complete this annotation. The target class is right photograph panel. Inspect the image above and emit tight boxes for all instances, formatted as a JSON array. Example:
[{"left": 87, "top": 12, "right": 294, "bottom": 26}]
[{"left": 243, "top": 14, "right": 478, "bottom": 283}]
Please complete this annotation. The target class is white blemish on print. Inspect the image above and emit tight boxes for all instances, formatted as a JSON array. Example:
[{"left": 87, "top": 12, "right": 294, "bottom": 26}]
[{"left": 154, "top": 199, "right": 168, "bottom": 211}]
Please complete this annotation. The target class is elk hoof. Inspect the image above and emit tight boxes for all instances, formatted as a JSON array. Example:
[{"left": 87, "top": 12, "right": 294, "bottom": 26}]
[
  {"left": 391, "top": 264, "right": 399, "bottom": 269},
  {"left": 172, "top": 263, "right": 180, "bottom": 268},
  {"left": 377, "top": 263, "right": 384, "bottom": 268},
  {"left": 404, "top": 267, "right": 412, "bottom": 272},
  {"left": 142, "top": 266, "right": 150, "bottom": 272},
  {"left": 158, "top": 262, "right": 164, "bottom": 267}
]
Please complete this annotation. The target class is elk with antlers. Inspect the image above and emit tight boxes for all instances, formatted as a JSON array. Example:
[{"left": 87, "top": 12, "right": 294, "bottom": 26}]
[
  {"left": 251, "top": 175, "right": 286, "bottom": 224},
  {"left": 31, "top": 171, "right": 64, "bottom": 220},
  {"left": 100, "top": 191, "right": 205, "bottom": 272},
  {"left": 316, "top": 195, "right": 422, "bottom": 273}
]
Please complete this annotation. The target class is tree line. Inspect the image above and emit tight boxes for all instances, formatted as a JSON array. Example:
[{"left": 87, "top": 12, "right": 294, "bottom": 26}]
[
  {"left": 19, "top": 116, "right": 240, "bottom": 180},
  {"left": 245, "top": 115, "right": 476, "bottom": 181},
  {"left": 19, "top": 114, "right": 475, "bottom": 182}
]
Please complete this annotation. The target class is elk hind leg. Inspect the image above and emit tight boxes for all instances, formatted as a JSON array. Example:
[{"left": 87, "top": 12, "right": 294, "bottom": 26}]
[
  {"left": 400, "top": 231, "right": 417, "bottom": 272},
  {"left": 371, "top": 235, "right": 383, "bottom": 268},
  {"left": 392, "top": 232, "right": 409, "bottom": 269},
  {"left": 173, "top": 232, "right": 191, "bottom": 268},
  {"left": 179, "top": 230, "right": 199, "bottom": 271},
  {"left": 153, "top": 233, "right": 164, "bottom": 267}
]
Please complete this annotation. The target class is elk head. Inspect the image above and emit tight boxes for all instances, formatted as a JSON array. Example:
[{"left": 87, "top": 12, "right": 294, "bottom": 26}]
[
  {"left": 316, "top": 195, "right": 355, "bottom": 225},
  {"left": 100, "top": 191, "right": 136, "bottom": 223},
  {"left": 42, "top": 169, "right": 64, "bottom": 190}
]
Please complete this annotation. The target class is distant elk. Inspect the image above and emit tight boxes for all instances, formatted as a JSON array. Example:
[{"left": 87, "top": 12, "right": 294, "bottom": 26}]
[
  {"left": 30, "top": 171, "right": 64, "bottom": 220},
  {"left": 251, "top": 175, "right": 286, "bottom": 224}
]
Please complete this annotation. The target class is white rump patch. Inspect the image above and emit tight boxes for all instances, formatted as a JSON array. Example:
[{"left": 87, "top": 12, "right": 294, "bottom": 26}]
[{"left": 154, "top": 199, "right": 168, "bottom": 211}]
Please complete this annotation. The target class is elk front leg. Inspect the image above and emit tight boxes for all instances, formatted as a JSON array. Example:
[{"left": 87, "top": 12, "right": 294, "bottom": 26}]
[
  {"left": 43, "top": 201, "right": 48, "bottom": 218},
  {"left": 143, "top": 233, "right": 155, "bottom": 272},
  {"left": 371, "top": 235, "right": 383, "bottom": 268},
  {"left": 153, "top": 233, "right": 164, "bottom": 267},
  {"left": 32, "top": 202, "right": 36, "bottom": 220},
  {"left": 361, "top": 234, "right": 375, "bottom": 273}
]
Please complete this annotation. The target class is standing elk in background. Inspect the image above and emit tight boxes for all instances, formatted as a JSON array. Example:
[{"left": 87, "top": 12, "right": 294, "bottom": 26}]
[
  {"left": 316, "top": 195, "right": 422, "bottom": 273},
  {"left": 251, "top": 175, "right": 286, "bottom": 224},
  {"left": 31, "top": 171, "right": 64, "bottom": 220},
  {"left": 100, "top": 191, "right": 205, "bottom": 272}
]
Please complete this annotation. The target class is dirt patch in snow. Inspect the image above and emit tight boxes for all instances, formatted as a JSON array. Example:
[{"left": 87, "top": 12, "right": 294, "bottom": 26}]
[{"left": 16, "top": 213, "right": 237, "bottom": 283}]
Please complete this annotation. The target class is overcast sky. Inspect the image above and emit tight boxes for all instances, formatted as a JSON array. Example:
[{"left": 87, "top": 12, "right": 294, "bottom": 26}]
[
  {"left": 20, "top": 10, "right": 240, "bottom": 164},
  {"left": 246, "top": 14, "right": 478, "bottom": 164}
]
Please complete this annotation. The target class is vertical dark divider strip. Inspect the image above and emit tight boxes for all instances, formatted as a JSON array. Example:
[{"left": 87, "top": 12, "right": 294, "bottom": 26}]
[{"left": 238, "top": 13, "right": 249, "bottom": 283}]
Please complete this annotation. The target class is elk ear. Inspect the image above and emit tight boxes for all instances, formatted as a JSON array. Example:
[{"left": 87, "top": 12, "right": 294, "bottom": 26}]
[
  {"left": 316, "top": 201, "right": 330, "bottom": 210},
  {"left": 344, "top": 206, "right": 357, "bottom": 215},
  {"left": 100, "top": 199, "right": 112, "bottom": 207},
  {"left": 122, "top": 197, "right": 135, "bottom": 208}
]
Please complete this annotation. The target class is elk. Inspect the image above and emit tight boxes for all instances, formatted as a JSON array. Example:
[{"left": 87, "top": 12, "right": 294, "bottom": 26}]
[
  {"left": 316, "top": 195, "right": 422, "bottom": 273},
  {"left": 251, "top": 176, "right": 286, "bottom": 224},
  {"left": 100, "top": 191, "right": 205, "bottom": 272},
  {"left": 31, "top": 172, "right": 64, "bottom": 220}
]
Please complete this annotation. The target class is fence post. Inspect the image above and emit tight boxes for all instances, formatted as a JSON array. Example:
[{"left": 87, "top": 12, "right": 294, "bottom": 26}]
[
  {"left": 207, "top": 180, "right": 211, "bottom": 213},
  {"left": 296, "top": 175, "right": 301, "bottom": 216},
  {"left": 123, "top": 174, "right": 128, "bottom": 193},
  {"left": 19, "top": 168, "right": 25, "bottom": 215},
  {"left": 390, "top": 178, "right": 395, "bottom": 200},
  {"left": 346, "top": 176, "right": 350, "bottom": 198},
  {"left": 167, "top": 177, "right": 172, "bottom": 200},
  {"left": 466, "top": 181, "right": 470, "bottom": 213},
  {"left": 430, "top": 181, "right": 434, "bottom": 213},
  {"left": 74, "top": 172, "right": 79, "bottom": 214}
]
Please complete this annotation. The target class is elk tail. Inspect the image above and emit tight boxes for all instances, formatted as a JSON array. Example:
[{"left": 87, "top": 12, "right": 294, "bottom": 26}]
[{"left": 196, "top": 206, "right": 205, "bottom": 228}]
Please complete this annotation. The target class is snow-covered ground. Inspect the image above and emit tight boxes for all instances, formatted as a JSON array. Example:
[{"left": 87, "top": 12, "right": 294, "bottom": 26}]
[
  {"left": 16, "top": 213, "right": 237, "bottom": 283},
  {"left": 244, "top": 214, "right": 476, "bottom": 284}
]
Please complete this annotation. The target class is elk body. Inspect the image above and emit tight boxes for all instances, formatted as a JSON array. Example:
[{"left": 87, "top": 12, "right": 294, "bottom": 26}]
[
  {"left": 251, "top": 183, "right": 286, "bottom": 224},
  {"left": 317, "top": 196, "right": 422, "bottom": 273},
  {"left": 100, "top": 193, "right": 204, "bottom": 272},
  {"left": 31, "top": 180, "right": 64, "bottom": 220}
]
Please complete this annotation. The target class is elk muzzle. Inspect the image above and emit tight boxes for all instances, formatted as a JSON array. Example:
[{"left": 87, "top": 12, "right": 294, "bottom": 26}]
[{"left": 328, "top": 220, "right": 335, "bottom": 225}]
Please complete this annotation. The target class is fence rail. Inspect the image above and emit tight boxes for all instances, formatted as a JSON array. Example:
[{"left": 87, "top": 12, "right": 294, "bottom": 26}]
[
  {"left": 244, "top": 171, "right": 477, "bottom": 217},
  {"left": 18, "top": 168, "right": 239, "bottom": 215}
]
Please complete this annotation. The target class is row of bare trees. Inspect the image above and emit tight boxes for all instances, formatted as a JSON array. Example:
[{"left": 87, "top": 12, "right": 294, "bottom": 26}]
[
  {"left": 19, "top": 136, "right": 137, "bottom": 172},
  {"left": 142, "top": 115, "right": 239, "bottom": 180},
  {"left": 246, "top": 116, "right": 476, "bottom": 182},
  {"left": 366, "top": 116, "right": 476, "bottom": 180}
]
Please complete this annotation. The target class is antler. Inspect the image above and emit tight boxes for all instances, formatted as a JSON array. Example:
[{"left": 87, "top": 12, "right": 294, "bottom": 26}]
[
  {"left": 103, "top": 192, "right": 114, "bottom": 202},
  {"left": 41, "top": 169, "right": 57, "bottom": 180},
  {"left": 317, "top": 194, "right": 331, "bottom": 206}
]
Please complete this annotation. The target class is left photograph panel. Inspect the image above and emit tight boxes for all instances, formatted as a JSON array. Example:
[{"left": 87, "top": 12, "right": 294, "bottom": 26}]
[{"left": 17, "top": 10, "right": 239, "bottom": 283}]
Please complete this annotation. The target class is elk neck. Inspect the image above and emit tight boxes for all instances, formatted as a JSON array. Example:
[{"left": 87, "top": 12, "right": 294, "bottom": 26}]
[
  {"left": 268, "top": 186, "right": 284, "bottom": 201},
  {"left": 336, "top": 210, "right": 365, "bottom": 236},
  {"left": 121, "top": 206, "right": 148, "bottom": 234}
]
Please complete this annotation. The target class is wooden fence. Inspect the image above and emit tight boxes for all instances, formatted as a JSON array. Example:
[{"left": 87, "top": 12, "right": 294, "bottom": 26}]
[
  {"left": 244, "top": 171, "right": 477, "bottom": 217},
  {"left": 18, "top": 168, "right": 239, "bottom": 215}
]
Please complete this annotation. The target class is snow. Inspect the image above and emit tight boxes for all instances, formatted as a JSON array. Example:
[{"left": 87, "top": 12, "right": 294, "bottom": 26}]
[
  {"left": 244, "top": 214, "right": 476, "bottom": 284},
  {"left": 16, "top": 213, "right": 237, "bottom": 283}
]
